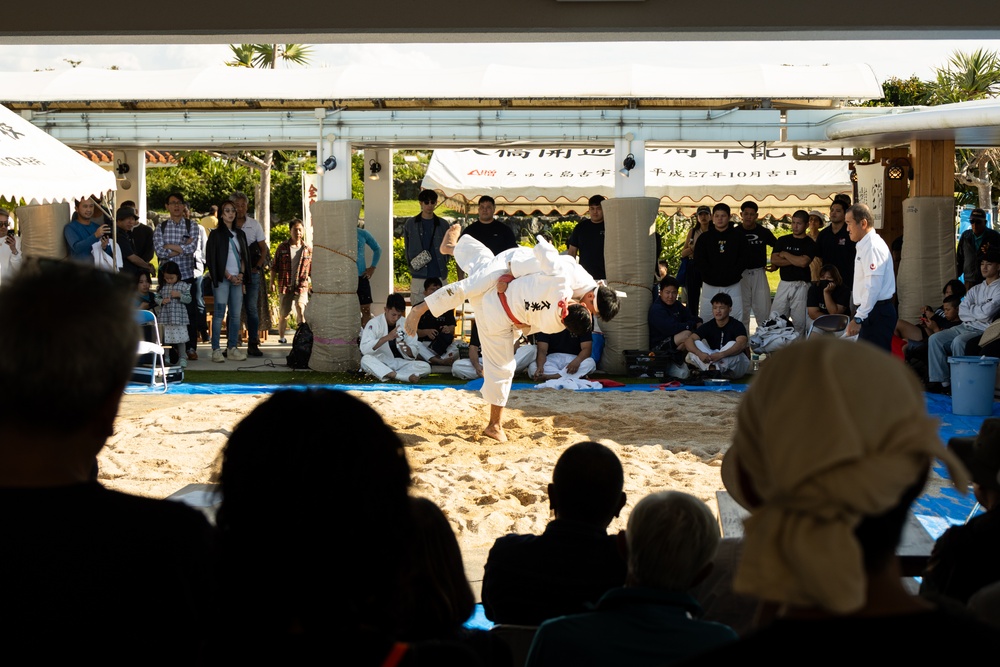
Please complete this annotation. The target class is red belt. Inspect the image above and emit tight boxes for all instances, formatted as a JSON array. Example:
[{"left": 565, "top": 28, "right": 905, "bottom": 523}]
[{"left": 497, "top": 292, "right": 528, "bottom": 327}]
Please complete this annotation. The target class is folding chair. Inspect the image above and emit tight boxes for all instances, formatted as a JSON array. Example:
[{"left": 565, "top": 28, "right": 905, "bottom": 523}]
[
  {"left": 130, "top": 309, "right": 169, "bottom": 393},
  {"left": 807, "top": 313, "right": 851, "bottom": 339}
]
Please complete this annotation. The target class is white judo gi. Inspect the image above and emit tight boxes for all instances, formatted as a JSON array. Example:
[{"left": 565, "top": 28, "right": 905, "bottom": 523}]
[
  {"left": 360, "top": 313, "right": 431, "bottom": 382},
  {"left": 426, "top": 236, "right": 576, "bottom": 406}
]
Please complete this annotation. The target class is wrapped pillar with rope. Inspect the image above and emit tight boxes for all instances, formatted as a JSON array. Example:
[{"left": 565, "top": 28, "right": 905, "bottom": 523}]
[
  {"left": 599, "top": 197, "right": 660, "bottom": 374},
  {"left": 307, "top": 199, "right": 363, "bottom": 372}
]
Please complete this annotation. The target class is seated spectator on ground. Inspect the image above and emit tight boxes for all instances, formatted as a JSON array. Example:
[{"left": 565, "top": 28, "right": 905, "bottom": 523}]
[
  {"left": 683, "top": 292, "right": 750, "bottom": 379},
  {"left": 215, "top": 389, "right": 480, "bottom": 664},
  {"left": 398, "top": 497, "right": 511, "bottom": 667},
  {"left": 482, "top": 441, "right": 628, "bottom": 626},
  {"left": 895, "top": 280, "right": 966, "bottom": 347},
  {"left": 525, "top": 491, "right": 737, "bottom": 667},
  {"left": 649, "top": 275, "right": 700, "bottom": 353},
  {"left": 927, "top": 249, "right": 1000, "bottom": 394},
  {"left": 0, "top": 259, "right": 216, "bottom": 658},
  {"left": 920, "top": 418, "right": 1000, "bottom": 606},
  {"left": 452, "top": 322, "right": 534, "bottom": 380},
  {"left": 529, "top": 328, "right": 596, "bottom": 383},
  {"left": 687, "top": 337, "right": 999, "bottom": 664},
  {"left": 360, "top": 293, "right": 431, "bottom": 383},
  {"left": 416, "top": 277, "right": 459, "bottom": 366},
  {"left": 805, "top": 264, "right": 851, "bottom": 322}
]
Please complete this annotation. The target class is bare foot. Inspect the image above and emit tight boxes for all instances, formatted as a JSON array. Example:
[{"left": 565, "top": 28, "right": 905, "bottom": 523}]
[
  {"left": 440, "top": 223, "right": 462, "bottom": 255},
  {"left": 483, "top": 423, "right": 507, "bottom": 442},
  {"left": 385, "top": 371, "right": 397, "bottom": 381},
  {"left": 407, "top": 374, "right": 420, "bottom": 383},
  {"left": 404, "top": 303, "right": 427, "bottom": 337}
]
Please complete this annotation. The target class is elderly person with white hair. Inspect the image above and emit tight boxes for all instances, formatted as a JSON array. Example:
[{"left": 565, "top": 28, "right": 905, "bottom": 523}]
[
  {"left": 525, "top": 491, "right": 737, "bottom": 667},
  {"left": 687, "top": 337, "right": 999, "bottom": 664}
]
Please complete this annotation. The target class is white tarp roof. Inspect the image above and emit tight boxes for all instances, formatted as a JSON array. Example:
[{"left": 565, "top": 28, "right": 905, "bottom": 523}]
[
  {"left": 423, "top": 147, "right": 852, "bottom": 213},
  {"left": 0, "top": 104, "right": 115, "bottom": 204},
  {"left": 0, "top": 63, "right": 881, "bottom": 104}
]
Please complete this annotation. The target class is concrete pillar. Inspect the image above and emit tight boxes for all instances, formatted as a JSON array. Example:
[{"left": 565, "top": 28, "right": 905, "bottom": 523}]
[
  {"left": 614, "top": 137, "right": 645, "bottom": 198},
  {"left": 112, "top": 149, "right": 147, "bottom": 219},
  {"left": 318, "top": 139, "right": 353, "bottom": 201},
  {"left": 363, "top": 148, "right": 394, "bottom": 315}
]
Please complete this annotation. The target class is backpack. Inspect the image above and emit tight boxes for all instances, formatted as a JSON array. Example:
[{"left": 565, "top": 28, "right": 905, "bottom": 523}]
[{"left": 286, "top": 322, "right": 313, "bottom": 369}]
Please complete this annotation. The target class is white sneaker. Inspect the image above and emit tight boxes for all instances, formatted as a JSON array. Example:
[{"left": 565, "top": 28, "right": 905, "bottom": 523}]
[
  {"left": 212, "top": 349, "right": 225, "bottom": 363},
  {"left": 180, "top": 357, "right": 188, "bottom": 369},
  {"left": 229, "top": 347, "right": 247, "bottom": 361}
]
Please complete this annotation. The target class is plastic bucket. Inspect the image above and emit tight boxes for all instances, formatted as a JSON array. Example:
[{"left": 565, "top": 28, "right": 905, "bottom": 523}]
[{"left": 948, "top": 356, "right": 999, "bottom": 416}]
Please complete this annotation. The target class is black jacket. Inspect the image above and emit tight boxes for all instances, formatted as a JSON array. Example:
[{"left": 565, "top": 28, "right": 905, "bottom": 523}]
[{"left": 205, "top": 224, "right": 251, "bottom": 289}]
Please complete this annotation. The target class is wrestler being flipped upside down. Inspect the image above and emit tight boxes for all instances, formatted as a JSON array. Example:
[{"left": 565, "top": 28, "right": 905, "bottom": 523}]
[{"left": 405, "top": 224, "right": 620, "bottom": 441}]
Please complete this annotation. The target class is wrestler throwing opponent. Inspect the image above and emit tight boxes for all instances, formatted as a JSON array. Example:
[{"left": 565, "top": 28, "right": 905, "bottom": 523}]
[{"left": 406, "top": 224, "right": 620, "bottom": 441}]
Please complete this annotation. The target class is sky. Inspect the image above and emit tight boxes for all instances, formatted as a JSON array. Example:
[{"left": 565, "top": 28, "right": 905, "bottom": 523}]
[{"left": 2, "top": 40, "right": 1000, "bottom": 83}]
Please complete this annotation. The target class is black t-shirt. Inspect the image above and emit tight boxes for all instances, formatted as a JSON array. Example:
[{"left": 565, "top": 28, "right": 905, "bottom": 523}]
[
  {"left": 116, "top": 226, "right": 142, "bottom": 275},
  {"left": 567, "top": 220, "right": 606, "bottom": 280},
  {"left": 461, "top": 220, "right": 519, "bottom": 256},
  {"left": 694, "top": 225, "right": 748, "bottom": 287},
  {"left": 806, "top": 282, "right": 852, "bottom": 315},
  {"left": 537, "top": 328, "right": 592, "bottom": 356},
  {"left": 694, "top": 317, "right": 747, "bottom": 350},
  {"left": 773, "top": 234, "right": 817, "bottom": 282},
  {"left": 738, "top": 224, "right": 778, "bottom": 270},
  {"left": 816, "top": 224, "right": 856, "bottom": 286},
  {"left": 418, "top": 307, "right": 457, "bottom": 356}
]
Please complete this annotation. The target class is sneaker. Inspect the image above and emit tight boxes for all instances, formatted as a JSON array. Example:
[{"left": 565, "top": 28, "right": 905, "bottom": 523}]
[
  {"left": 212, "top": 349, "right": 225, "bottom": 363},
  {"left": 229, "top": 347, "right": 248, "bottom": 361},
  {"left": 279, "top": 337, "right": 288, "bottom": 344},
  {"left": 247, "top": 344, "right": 263, "bottom": 358},
  {"left": 186, "top": 349, "right": 198, "bottom": 361},
  {"left": 180, "top": 357, "right": 188, "bottom": 369}
]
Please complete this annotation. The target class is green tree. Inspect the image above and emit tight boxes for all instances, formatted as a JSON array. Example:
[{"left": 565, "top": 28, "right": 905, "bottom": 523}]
[
  {"left": 859, "top": 76, "right": 930, "bottom": 108},
  {"left": 922, "top": 49, "right": 1000, "bottom": 210},
  {"left": 223, "top": 43, "right": 314, "bottom": 238}
]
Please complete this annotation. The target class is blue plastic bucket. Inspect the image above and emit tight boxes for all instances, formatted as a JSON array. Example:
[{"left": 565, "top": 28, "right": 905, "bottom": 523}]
[{"left": 948, "top": 356, "right": 999, "bottom": 416}]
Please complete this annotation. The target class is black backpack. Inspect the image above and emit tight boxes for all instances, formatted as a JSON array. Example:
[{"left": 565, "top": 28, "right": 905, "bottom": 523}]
[{"left": 286, "top": 322, "right": 313, "bottom": 369}]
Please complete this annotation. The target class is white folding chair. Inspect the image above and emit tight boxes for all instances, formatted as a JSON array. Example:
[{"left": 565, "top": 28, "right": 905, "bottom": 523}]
[{"left": 131, "top": 309, "right": 169, "bottom": 392}]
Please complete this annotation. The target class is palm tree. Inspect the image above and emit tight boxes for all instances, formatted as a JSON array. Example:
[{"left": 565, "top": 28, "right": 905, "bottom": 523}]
[
  {"left": 222, "top": 43, "right": 314, "bottom": 237},
  {"left": 922, "top": 49, "right": 1000, "bottom": 210}
]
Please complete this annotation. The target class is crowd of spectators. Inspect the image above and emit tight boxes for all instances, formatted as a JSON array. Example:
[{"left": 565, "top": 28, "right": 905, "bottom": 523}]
[{"left": 3, "top": 249, "right": 1000, "bottom": 663}]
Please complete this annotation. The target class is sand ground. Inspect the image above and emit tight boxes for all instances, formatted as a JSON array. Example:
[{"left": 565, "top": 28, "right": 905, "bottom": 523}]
[{"left": 112, "top": 387, "right": 741, "bottom": 595}]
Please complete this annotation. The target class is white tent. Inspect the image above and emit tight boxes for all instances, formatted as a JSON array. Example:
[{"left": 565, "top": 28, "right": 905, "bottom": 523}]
[
  {"left": 423, "top": 147, "right": 851, "bottom": 216},
  {"left": 0, "top": 104, "right": 115, "bottom": 204}
]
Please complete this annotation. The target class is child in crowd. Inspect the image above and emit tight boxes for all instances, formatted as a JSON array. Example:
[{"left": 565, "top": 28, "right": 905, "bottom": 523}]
[
  {"left": 155, "top": 261, "right": 192, "bottom": 367},
  {"left": 136, "top": 271, "right": 155, "bottom": 312}
]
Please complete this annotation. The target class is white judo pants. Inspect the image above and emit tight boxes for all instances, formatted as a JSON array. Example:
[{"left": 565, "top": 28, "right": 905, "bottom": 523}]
[
  {"left": 426, "top": 236, "right": 520, "bottom": 407},
  {"left": 740, "top": 267, "right": 771, "bottom": 332},
  {"left": 453, "top": 344, "right": 536, "bottom": 380},
  {"left": 528, "top": 352, "right": 597, "bottom": 380},
  {"left": 686, "top": 340, "right": 751, "bottom": 379},
  {"left": 770, "top": 280, "right": 810, "bottom": 336},
  {"left": 360, "top": 355, "right": 431, "bottom": 382}
]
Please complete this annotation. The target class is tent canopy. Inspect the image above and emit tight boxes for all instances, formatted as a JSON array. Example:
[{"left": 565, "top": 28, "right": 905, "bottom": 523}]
[
  {"left": 423, "top": 147, "right": 852, "bottom": 216},
  {"left": 0, "top": 104, "right": 115, "bottom": 204}
]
